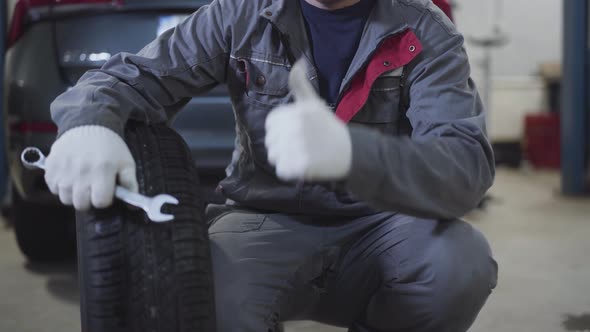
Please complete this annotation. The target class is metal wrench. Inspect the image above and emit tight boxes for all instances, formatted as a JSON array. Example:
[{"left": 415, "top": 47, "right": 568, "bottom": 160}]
[{"left": 20, "top": 147, "right": 179, "bottom": 223}]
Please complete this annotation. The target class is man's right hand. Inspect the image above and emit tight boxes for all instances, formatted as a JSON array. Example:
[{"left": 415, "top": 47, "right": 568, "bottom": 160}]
[{"left": 44, "top": 125, "right": 138, "bottom": 211}]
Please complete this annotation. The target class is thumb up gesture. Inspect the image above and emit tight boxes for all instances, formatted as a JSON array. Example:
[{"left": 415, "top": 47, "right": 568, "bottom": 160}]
[{"left": 265, "top": 60, "right": 352, "bottom": 181}]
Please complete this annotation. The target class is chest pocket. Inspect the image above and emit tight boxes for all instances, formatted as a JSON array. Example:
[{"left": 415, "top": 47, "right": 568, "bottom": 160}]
[
  {"left": 238, "top": 55, "right": 292, "bottom": 110},
  {"left": 349, "top": 73, "right": 403, "bottom": 136},
  {"left": 231, "top": 54, "right": 292, "bottom": 167}
]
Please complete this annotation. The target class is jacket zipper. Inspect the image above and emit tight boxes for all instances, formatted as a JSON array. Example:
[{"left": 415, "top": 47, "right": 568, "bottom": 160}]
[
  {"left": 269, "top": 22, "right": 297, "bottom": 67},
  {"left": 269, "top": 22, "right": 307, "bottom": 213}
]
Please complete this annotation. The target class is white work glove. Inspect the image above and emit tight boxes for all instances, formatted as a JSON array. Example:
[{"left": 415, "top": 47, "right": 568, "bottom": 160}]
[
  {"left": 44, "top": 125, "right": 138, "bottom": 211},
  {"left": 265, "top": 60, "right": 352, "bottom": 181}
]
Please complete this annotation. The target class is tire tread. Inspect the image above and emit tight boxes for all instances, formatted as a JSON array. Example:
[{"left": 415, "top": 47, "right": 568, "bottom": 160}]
[{"left": 76, "top": 123, "right": 215, "bottom": 332}]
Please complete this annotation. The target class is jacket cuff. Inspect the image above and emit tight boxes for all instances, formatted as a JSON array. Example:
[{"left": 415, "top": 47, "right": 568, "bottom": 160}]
[{"left": 56, "top": 116, "right": 125, "bottom": 139}]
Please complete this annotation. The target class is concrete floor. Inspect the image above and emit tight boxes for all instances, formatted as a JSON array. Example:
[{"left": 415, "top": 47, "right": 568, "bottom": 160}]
[{"left": 1, "top": 168, "right": 589, "bottom": 332}]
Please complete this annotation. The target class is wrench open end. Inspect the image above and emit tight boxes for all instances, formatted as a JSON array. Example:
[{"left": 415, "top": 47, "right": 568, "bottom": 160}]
[{"left": 146, "top": 194, "right": 180, "bottom": 223}]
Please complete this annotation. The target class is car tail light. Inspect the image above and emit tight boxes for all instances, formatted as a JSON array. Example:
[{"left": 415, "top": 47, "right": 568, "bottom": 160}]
[
  {"left": 8, "top": 0, "right": 124, "bottom": 48},
  {"left": 11, "top": 122, "right": 58, "bottom": 134}
]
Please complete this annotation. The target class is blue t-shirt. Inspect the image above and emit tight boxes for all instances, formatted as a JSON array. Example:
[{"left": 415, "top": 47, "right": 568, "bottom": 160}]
[{"left": 299, "top": 0, "right": 376, "bottom": 106}]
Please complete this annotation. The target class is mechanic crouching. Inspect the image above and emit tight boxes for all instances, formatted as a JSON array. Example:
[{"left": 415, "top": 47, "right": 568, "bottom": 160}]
[{"left": 44, "top": 0, "right": 498, "bottom": 330}]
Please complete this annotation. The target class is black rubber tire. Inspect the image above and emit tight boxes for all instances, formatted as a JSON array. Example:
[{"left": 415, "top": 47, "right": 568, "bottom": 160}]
[
  {"left": 13, "top": 190, "right": 76, "bottom": 262},
  {"left": 75, "top": 123, "right": 216, "bottom": 332}
]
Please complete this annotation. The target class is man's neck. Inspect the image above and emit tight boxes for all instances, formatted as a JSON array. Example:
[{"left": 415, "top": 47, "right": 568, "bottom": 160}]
[{"left": 304, "top": 0, "right": 361, "bottom": 10}]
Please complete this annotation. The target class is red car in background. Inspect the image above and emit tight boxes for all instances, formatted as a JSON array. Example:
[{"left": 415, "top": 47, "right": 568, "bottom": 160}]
[{"left": 433, "top": 0, "right": 454, "bottom": 21}]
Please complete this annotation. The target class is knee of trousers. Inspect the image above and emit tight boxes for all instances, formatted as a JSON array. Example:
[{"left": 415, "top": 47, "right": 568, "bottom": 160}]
[
  {"left": 365, "top": 220, "right": 498, "bottom": 332},
  {"left": 211, "top": 260, "right": 284, "bottom": 331},
  {"left": 210, "top": 238, "right": 283, "bottom": 331},
  {"left": 428, "top": 223, "right": 498, "bottom": 331}
]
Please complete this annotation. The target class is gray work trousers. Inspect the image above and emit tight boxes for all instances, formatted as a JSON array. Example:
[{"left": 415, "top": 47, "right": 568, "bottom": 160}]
[{"left": 208, "top": 208, "right": 498, "bottom": 332}]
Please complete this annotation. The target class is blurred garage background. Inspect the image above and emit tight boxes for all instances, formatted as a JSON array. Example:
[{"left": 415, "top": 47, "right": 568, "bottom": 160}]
[{"left": 0, "top": 0, "right": 589, "bottom": 331}]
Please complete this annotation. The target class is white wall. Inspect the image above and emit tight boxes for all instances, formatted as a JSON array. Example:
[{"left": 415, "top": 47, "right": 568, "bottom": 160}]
[
  {"left": 487, "top": 77, "right": 545, "bottom": 141},
  {"left": 453, "top": 0, "right": 562, "bottom": 141},
  {"left": 455, "top": 0, "right": 562, "bottom": 78}
]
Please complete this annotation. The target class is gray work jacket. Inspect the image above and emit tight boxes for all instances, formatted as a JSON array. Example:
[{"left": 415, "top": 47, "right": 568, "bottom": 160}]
[{"left": 51, "top": 0, "right": 495, "bottom": 219}]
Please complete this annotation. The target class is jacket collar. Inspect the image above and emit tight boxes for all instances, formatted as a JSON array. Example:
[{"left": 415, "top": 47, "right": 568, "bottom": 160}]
[
  {"left": 259, "top": 1, "right": 312, "bottom": 68},
  {"left": 260, "top": 0, "right": 409, "bottom": 46},
  {"left": 342, "top": 0, "right": 409, "bottom": 87},
  {"left": 259, "top": 0, "right": 411, "bottom": 93}
]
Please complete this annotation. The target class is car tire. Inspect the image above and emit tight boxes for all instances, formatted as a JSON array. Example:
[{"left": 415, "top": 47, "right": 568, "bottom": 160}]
[
  {"left": 75, "top": 122, "right": 216, "bottom": 332},
  {"left": 13, "top": 190, "right": 76, "bottom": 262}
]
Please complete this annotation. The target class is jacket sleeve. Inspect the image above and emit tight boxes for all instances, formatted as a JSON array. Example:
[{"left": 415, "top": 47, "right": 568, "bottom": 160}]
[
  {"left": 345, "top": 8, "right": 495, "bottom": 219},
  {"left": 51, "top": 0, "right": 230, "bottom": 137}
]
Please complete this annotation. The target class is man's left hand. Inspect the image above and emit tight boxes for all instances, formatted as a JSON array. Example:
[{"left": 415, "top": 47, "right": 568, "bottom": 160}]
[{"left": 265, "top": 60, "right": 352, "bottom": 182}]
